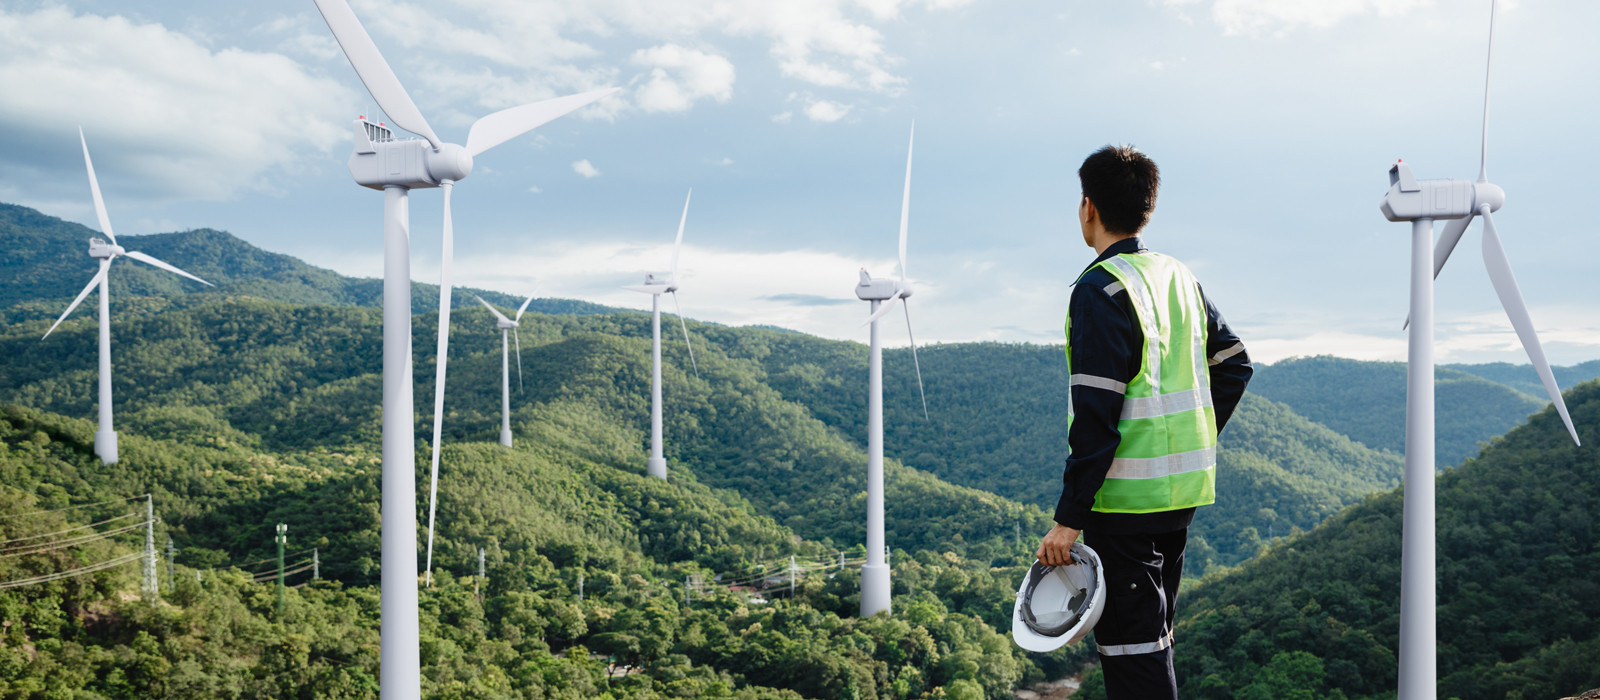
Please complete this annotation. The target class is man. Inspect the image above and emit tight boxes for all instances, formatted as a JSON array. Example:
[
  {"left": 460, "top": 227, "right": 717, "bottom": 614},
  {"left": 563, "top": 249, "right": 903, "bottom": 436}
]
[{"left": 1035, "top": 145, "right": 1252, "bottom": 699}]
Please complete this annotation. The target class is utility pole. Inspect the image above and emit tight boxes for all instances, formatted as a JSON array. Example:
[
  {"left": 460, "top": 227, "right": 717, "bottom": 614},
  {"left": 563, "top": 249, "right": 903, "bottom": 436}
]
[
  {"left": 313, "top": 547, "right": 320, "bottom": 580},
  {"left": 578, "top": 572, "right": 584, "bottom": 601},
  {"left": 839, "top": 550, "right": 845, "bottom": 571},
  {"left": 476, "top": 547, "right": 486, "bottom": 603},
  {"left": 165, "top": 537, "right": 175, "bottom": 593},
  {"left": 684, "top": 575, "right": 691, "bottom": 607},
  {"left": 1014, "top": 521, "right": 1021, "bottom": 548},
  {"left": 141, "top": 494, "right": 157, "bottom": 600},
  {"left": 789, "top": 555, "right": 797, "bottom": 598},
  {"left": 276, "top": 523, "right": 288, "bottom": 616}
]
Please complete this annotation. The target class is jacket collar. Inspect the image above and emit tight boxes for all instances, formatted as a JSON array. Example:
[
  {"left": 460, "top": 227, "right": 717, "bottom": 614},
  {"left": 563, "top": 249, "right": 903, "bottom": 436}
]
[{"left": 1081, "top": 236, "right": 1147, "bottom": 277}]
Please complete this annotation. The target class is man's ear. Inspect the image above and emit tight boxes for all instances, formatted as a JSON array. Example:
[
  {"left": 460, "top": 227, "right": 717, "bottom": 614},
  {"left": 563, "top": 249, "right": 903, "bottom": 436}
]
[{"left": 1080, "top": 197, "right": 1098, "bottom": 226}]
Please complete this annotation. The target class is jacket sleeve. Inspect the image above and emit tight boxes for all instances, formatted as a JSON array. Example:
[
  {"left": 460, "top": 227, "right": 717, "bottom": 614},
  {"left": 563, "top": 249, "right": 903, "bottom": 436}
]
[
  {"left": 1054, "top": 275, "right": 1142, "bottom": 529},
  {"left": 1199, "top": 284, "right": 1252, "bottom": 432}
]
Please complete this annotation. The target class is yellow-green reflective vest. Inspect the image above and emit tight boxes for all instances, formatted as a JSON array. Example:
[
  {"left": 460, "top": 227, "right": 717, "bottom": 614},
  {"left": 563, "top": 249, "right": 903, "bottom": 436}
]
[{"left": 1066, "top": 251, "right": 1218, "bottom": 514}]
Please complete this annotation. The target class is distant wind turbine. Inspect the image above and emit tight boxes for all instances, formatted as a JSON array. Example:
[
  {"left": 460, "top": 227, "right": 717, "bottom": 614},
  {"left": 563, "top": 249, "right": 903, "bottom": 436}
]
[
  {"left": 623, "top": 190, "right": 699, "bottom": 480},
  {"left": 855, "top": 124, "right": 929, "bottom": 617},
  {"left": 43, "top": 129, "right": 213, "bottom": 465},
  {"left": 473, "top": 293, "right": 536, "bottom": 448}
]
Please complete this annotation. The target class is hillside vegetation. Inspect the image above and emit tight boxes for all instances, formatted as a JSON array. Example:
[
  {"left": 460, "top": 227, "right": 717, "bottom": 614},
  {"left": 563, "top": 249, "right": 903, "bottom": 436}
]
[
  {"left": 1249, "top": 355, "right": 1547, "bottom": 468},
  {"left": 1148, "top": 381, "right": 1600, "bottom": 700}
]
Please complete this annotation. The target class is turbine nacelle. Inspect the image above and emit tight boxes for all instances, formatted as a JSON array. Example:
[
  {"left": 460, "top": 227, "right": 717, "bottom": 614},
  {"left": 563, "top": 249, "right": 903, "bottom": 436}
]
[
  {"left": 855, "top": 270, "right": 910, "bottom": 302},
  {"left": 624, "top": 273, "right": 674, "bottom": 295},
  {"left": 88, "top": 238, "right": 124, "bottom": 259},
  {"left": 495, "top": 318, "right": 517, "bottom": 330},
  {"left": 348, "top": 117, "right": 475, "bottom": 191},
  {"left": 1379, "top": 162, "right": 1505, "bottom": 223}
]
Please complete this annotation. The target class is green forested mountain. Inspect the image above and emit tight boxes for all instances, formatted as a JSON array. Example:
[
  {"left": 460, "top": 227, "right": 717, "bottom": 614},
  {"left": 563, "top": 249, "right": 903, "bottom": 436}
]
[
  {"left": 0, "top": 402, "right": 1066, "bottom": 698},
  {"left": 1249, "top": 355, "right": 1548, "bottom": 468},
  {"left": 1144, "top": 381, "right": 1600, "bottom": 700},
  {"left": 0, "top": 202, "right": 617, "bottom": 325},
  {"left": 736, "top": 338, "right": 1402, "bottom": 571},
  {"left": 1445, "top": 359, "right": 1600, "bottom": 400}
]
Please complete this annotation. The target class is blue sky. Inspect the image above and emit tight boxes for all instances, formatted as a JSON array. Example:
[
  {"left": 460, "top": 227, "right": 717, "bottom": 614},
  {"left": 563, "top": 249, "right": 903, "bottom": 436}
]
[{"left": 2, "top": 0, "right": 1597, "bottom": 365}]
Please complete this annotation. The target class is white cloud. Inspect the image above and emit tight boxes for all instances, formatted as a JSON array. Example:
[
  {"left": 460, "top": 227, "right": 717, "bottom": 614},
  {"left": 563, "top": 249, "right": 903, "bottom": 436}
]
[
  {"left": 630, "top": 44, "right": 736, "bottom": 113},
  {"left": 346, "top": 0, "right": 959, "bottom": 105},
  {"left": 0, "top": 7, "right": 355, "bottom": 201},
  {"left": 1170, "top": 0, "right": 1434, "bottom": 36},
  {"left": 528, "top": 185, "right": 543, "bottom": 194},
  {"left": 572, "top": 159, "right": 601, "bottom": 178},
  {"left": 805, "top": 99, "right": 852, "bottom": 122},
  {"left": 771, "top": 111, "right": 794, "bottom": 124},
  {"left": 715, "top": 157, "right": 735, "bottom": 166}
]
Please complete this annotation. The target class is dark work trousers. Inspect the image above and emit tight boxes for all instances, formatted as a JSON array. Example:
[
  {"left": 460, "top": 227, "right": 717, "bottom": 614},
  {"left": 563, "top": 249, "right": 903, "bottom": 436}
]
[{"left": 1084, "top": 528, "right": 1187, "bottom": 700}]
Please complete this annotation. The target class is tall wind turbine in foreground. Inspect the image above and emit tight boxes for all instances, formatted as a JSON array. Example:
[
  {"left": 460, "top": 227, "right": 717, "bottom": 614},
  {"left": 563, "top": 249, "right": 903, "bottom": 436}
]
[
  {"left": 311, "top": 0, "right": 616, "bottom": 695},
  {"left": 855, "top": 124, "right": 929, "bottom": 617},
  {"left": 1378, "top": 3, "right": 1580, "bottom": 698},
  {"left": 43, "top": 129, "right": 213, "bottom": 465},
  {"left": 623, "top": 190, "right": 699, "bottom": 480},
  {"left": 473, "top": 294, "right": 536, "bottom": 448}
]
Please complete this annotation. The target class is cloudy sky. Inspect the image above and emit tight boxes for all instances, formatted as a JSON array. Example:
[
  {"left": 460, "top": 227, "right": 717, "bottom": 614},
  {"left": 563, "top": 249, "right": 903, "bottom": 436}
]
[{"left": 3, "top": 0, "right": 1598, "bottom": 365}]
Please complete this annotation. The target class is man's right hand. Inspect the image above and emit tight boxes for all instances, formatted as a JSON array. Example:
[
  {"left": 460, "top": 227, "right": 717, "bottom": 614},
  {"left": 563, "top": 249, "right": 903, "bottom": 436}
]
[{"left": 1036, "top": 524, "right": 1081, "bottom": 566}]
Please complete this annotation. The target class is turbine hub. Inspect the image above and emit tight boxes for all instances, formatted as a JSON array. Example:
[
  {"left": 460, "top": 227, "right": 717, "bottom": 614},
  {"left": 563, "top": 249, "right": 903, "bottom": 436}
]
[
  {"left": 1474, "top": 181, "right": 1505, "bottom": 213},
  {"left": 427, "top": 143, "right": 474, "bottom": 184}
]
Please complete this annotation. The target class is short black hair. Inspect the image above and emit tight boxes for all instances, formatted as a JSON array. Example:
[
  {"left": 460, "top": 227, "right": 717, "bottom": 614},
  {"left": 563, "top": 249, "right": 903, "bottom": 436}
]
[{"left": 1078, "top": 145, "right": 1160, "bottom": 235}]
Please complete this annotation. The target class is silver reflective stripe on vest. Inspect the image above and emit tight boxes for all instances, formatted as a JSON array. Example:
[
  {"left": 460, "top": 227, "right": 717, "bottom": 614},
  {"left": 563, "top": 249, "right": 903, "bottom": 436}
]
[
  {"left": 1071, "top": 374, "right": 1127, "bottom": 393},
  {"left": 1104, "top": 257, "right": 1161, "bottom": 395},
  {"left": 1102, "top": 281, "right": 1124, "bottom": 297},
  {"left": 1106, "top": 446, "right": 1216, "bottom": 480},
  {"left": 1120, "top": 387, "right": 1213, "bottom": 421},
  {"left": 1097, "top": 631, "right": 1174, "bottom": 657},
  {"left": 1209, "top": 341, "right": 1245, "bottom": 366}
]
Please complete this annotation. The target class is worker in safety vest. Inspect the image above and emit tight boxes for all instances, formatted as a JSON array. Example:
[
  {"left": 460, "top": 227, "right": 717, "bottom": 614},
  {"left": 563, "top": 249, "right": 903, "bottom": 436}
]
[{"left": 1036, "top": 145, "right": 1252, "bottom": 699}]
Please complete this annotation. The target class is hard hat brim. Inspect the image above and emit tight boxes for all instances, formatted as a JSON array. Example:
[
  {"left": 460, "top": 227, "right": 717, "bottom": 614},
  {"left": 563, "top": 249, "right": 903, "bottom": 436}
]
[{"left": 1011, "top": 542, "right": 1106, "bottom": 652}]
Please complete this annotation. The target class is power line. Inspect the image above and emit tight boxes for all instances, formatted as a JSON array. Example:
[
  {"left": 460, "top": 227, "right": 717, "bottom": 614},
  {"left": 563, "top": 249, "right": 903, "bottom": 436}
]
[
  {"left": 0, "top": 511, "right": 140, "bottom": 546},
  {"left": 0, "top": 520, "right": 152, "bottom": 558},
  {"left": 0, "top": 552, "right": 143, "bottom": 590}
]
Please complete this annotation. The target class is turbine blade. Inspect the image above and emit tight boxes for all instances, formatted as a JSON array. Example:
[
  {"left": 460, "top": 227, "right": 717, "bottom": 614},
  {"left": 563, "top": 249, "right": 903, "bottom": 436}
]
[
  {"left": 671, "top": 189, "right": 691, "bottom": 283},
  {"left": 311, "top": 0, "right": 442, "bottom": 150},
  {"left": 78, "top": 128, "right": 115, "bottom": 245},
  {"left": 671, "top": 291, "right": 698, "bottom": 377},
  {"left": 1479, "top": 0, "right": 1497, "bottom": 183},
  {"left": 465, "top": 87, "right": 620, "bottom": 157},
  {"left": 622, "top": 284, "right": 664, "bottom": 295},
  {"left": 473, "top": 295, "right": 511, "bottom": 324},
  {"left": 1480, "top": 209, "right": 1579, "bottom": 445},
  {"left": 898, "top": 123, "right": 913, "bottom": 282},
  {"left": 514, "top": 328, "right": 524, "bottom": 392},
  {"left": 424, "top": 182, "right": 456, "bottom": 584},
  {"left": 1405, "top": 214, "right": 1476, "bottom": 329},
  {"left": 861, "top": 294, "right": 903, "bottom": 327},
  {"left": 123, "top": 251, "right": 213, "bottom": 286},
  {"left": 43, "top": 262, "right": 109, "bottom": 340},
  {"left": 903, "top": 300, "right": 929, "bottom": 421},
  {"left": 514, "top": 292, "right": 536, "bottom": 322}
]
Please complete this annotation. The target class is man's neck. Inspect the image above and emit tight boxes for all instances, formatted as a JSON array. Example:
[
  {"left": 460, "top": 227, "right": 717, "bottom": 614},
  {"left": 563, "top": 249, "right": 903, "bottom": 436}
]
[{"left": 1091, "top": 230, "right": 1138, "bottom": 255}]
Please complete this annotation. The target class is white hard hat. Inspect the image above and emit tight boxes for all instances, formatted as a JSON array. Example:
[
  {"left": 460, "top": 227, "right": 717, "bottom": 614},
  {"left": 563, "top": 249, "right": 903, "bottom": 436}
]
[{"left": 1011, "top": 542, "right": 1105, "bottom": 652}]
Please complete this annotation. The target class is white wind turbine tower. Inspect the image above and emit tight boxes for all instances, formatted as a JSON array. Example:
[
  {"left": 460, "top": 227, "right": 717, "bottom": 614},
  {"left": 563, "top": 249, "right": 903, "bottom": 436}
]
[
  {"left": 623, "top": 190, "right": 699, "bottom": 480},
  {"left": 310, "top": 1, "right": 616, "bottom": 695},
  {"left": 43, "top": 129, "right": 213, "bottom": 465},
  {"left": 855, "top": 124, "right": 929, "bottom": 617},
  {"left": 472, "top": 293, "right": 536, "bottom": 448},
  {"left": 1378, "top": 3, "right": 1581, "bottom": 698}
]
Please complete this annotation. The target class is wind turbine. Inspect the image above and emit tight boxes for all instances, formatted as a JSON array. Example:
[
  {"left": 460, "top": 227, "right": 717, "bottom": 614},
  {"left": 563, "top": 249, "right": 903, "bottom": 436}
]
[
  {"left": 473, "top": 293, "right": 535, "bottom": 448},
  {"left": 1378, "top": 3, "right": 1580, "bottom": 698},
  {"left": 623, "top": 190, "right": 699, "bottom": 480},
  {"left": 43, "top": 129, "right": 213, "bottom": 465},
  {"left": 310, "top": 1, "right": 616, "bottom": 695},
  {"left": 855, "top": 124, "right": 928, "bottom": 617}
]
